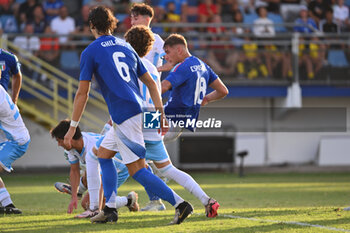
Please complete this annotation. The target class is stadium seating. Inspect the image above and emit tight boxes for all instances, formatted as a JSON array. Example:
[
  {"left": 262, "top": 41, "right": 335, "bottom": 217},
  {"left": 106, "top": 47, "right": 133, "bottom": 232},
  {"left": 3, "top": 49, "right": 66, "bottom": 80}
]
[
  {"left": 59, "top": 50, "right": 80, "bottom": 77},
  {"left": 268, "top": 13, "right": 287, "bottom": 33},
  {"left": 327, "top": 50, "right": 349, "bottom": 67}
]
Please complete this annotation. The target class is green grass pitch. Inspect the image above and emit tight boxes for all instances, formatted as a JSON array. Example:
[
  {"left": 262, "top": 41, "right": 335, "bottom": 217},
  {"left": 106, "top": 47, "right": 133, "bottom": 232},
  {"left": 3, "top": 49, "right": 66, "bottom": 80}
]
[{"left": 1, "top": 172, "right": 350, "bottom": 232}]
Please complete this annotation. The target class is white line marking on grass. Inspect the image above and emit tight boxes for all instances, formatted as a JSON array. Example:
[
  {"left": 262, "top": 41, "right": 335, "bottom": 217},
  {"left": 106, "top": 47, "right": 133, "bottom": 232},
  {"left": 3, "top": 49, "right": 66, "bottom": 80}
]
[{"left": 194, "top": 213, "right": 350, "bottom": 232}]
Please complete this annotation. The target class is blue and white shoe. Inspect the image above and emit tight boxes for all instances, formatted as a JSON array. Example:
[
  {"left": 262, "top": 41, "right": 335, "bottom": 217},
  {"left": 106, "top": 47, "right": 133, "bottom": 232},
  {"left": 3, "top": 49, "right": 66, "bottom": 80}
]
[{"left": 141, "top": 200, "right": 166, "bottom": 211}]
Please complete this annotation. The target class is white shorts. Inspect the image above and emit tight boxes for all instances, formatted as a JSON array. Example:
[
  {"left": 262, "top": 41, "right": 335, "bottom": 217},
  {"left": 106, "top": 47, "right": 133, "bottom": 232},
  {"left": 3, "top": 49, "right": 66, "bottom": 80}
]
[{"left": 100, "top": 114, "right": 146, "bottom": 165}]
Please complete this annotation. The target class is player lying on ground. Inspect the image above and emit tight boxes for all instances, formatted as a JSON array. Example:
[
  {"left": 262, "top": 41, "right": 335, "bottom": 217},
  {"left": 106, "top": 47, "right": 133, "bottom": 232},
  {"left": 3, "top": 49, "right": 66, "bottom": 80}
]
[
  {"left": 64, "top": 6, "right": 193, "bottom": 224},
  {"left": 124, "top": 25, "right": 221, "bottom": 218},
  {"left": 0, "top": 68, "right": 30, "bottom": 215},
  {"left": 51, "top": 120, "right": 138, "bottom": 218}
]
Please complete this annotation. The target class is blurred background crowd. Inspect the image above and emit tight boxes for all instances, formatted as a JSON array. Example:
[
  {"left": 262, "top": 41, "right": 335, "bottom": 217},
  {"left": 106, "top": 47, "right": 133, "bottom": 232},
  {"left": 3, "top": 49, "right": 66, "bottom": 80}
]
[{"left": 1, "top": 0, "right": 350, "bottom": 84}]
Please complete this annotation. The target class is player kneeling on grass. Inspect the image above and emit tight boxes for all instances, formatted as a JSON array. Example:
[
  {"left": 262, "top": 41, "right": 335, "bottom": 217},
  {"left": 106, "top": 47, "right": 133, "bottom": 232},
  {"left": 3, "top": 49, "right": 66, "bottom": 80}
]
[
  {"left": 0, "top": 69, "right": 30, "bottom": 215},
  {"left": 125, "top": 25, "right": 221, "bottom": 218},
  {"left": 51, "top": 120, "right": 139, "bottom": 218}
]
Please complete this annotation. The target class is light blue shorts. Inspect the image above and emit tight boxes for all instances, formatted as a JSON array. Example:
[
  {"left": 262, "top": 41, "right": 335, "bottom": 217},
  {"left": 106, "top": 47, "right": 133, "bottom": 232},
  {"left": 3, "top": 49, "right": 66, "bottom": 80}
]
[
  {"left": 144, "top": 140, "right": 169, "bottom": 163},
  {"left": 0, "top": 140, "right": 30, "bottom": 172}
]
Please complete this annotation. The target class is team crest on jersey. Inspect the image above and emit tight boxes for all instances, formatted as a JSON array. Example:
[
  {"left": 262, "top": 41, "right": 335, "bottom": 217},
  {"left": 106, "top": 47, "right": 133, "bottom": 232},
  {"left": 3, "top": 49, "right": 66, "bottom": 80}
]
[
  {"left": 143, "top": 110, "right": 161, "bottom": 129},
  {"left": 0, "top": 61, "right": 5, "bottom": 71}
]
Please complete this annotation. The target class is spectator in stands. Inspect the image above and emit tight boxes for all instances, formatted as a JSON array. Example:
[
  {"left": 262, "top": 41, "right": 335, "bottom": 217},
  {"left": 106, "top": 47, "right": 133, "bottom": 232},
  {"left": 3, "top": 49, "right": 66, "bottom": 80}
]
[
  {"left": 164, "top": 2, "right": 181, "bottom": 32},
  {"left": 280, "top": 0, "right": 302, "bottom": 22},
  {"left": 50, "top": 5, "right": 75, "bottom": 46},
  {"left": 198, "top": 0, "right": 218, "bottom": 23},
  {"left": 32, "top": 5, "right": 46, "bottom": 33},
  {"left": 253, "top": 6, "right": 288, "bottom": 79},
  {"left": 320, "top": 8, "right": 340, "bottom": 33},
  {"left": 238, "top": 0, "right": 255, "bottom": 14},
  {"left": 158, "top": 0, "right": 187, "bottom": 22},
  {"left": 42, "top": 0, "right": 64, "bottom": 23},
  {"left": 75, "top": 5, "right": 90, "bottom": 35},
  {"left": 236, "top": 36, "right": 269, "bottom": 79},
  {"left": 13, "top": 23, "right": 40, "bottom": 54},
  {"left": 205, "top": 14, "right": 232, "bottom": 76},
  {"left": 18, "top": 0, "right": 40, "bottom": 25},
  {"left": 333, "top": 0, "right": 350, "bottom": 31},
  {"left": 309, "top": 36, "right": 325, "bottom": 77},
  {"left": 0, "top": 1, "right": 18, "bottom": 33},
  {"left": 253, "top": 6, "right": 275, "bottom": 38},
  {"left": 13, "top": 23, "right": 41, "bottom": 83},
  {"left": 219, "top": 10, "right": 245, "bottom": 76},
  {"left": 232, "top": 10, "right": 245, "bottom": 35},
  {"left": 294, "top": 5, "right": 318, "bottom": 33},
  {"left": 39, "top": 25, "right": 59, "bottom": 65},
  {"left": 298, "top": 37, "right": 315, "bottom": 79},
  {"left": 218, "top": 0, "right": 239, "bottom": 23},
  {"left": 308, "top": 0, "right": 329, "bottom": 25},
  {"left": 0, "top": 0, "right": 14, "bottom": 15}
]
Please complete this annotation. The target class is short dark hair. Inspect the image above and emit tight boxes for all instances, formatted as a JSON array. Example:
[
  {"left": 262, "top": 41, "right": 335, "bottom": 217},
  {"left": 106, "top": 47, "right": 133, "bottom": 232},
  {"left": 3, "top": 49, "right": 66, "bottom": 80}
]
[
  {"left": 50, "top": 119, "right": 82, "bottom": 140},
  {"left": 164, "top": 34, "right": 187, "bottom": 48},
  {"left": 130, "top": 3, "right": 154, "bottom": 18},
  {"left": 88, "top": 6, "right": 118, "bottom": 34},
  {"left": 125, "top": 25, "right": 155, "bottom": 58}
]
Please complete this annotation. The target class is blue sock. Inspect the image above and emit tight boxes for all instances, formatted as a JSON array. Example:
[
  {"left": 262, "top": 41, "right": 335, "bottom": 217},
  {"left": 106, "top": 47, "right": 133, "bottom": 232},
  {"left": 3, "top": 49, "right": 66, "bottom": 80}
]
[
  {"left": 145, "top": 166, "right": 160, "bottom": 201},
  {"left": 98, "top": 158, "right": 118, "bottom": 208},
  {"left": 133, "top": 168, "right": 183, "bottom": 206}
]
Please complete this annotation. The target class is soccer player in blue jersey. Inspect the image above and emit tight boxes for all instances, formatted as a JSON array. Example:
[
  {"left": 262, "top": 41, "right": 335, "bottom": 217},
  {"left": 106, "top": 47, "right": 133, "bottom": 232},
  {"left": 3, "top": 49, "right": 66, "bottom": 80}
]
[
  {"left": 63, "top": 6, "right": 193, "bottom": 224},
  {"left": 125, "top": 25, "right": 223, "bottom": 218},
  {"left": 162, "top": 34, "right": 229, "bottom": 129},
  {"left": 161, "top": 34, "right": 229, "bottom": 217},
  {"left": 0, "top": 48, "right": 22, "bottom": 104},
  {"left": 0, "top": 69, "right": 30, "bottom": 215}
]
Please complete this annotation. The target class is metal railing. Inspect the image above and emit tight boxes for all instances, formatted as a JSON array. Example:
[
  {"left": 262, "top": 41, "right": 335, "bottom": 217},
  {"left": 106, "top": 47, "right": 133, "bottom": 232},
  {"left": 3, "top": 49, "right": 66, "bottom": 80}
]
[
  {"left": 2, "top": 27, "right": 350, "bottom": 90},
  {"left": 1, "top": 36, "right": 109, "bottom": 131}
]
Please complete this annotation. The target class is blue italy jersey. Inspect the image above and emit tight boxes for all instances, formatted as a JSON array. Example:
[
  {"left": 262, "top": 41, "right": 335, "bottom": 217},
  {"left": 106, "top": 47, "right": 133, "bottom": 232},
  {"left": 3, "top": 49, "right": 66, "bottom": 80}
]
[
  {"left": 79, "top": 35, "right": 148, "bottom": 124},
  {"left": 164, "top": 56, "right": 218, "bottom": 131},
  {"left": 0, "top": 49, "right": 20, "bottom": 91}
]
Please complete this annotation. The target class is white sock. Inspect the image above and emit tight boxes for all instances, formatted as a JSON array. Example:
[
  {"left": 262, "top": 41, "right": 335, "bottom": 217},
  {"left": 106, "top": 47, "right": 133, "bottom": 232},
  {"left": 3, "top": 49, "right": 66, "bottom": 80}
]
[
  {"left": 159, "top": 164, "right": 210, "bottom": 206},
  {"left": 0, "top": 188, "right": 12, "bottom": 207},
  {"left": 79, "top": 177, "right": 87, "bottom": 194},
  {"left": 86, "top": 151, "right": 101, "bottom": 210},
  {"left": 116, "top": 196, "right": 128, "bottom": 209}
]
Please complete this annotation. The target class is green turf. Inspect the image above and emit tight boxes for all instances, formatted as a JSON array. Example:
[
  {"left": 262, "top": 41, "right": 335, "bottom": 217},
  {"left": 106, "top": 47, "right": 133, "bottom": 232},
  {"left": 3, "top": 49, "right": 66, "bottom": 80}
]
[{"left": 1, "top": 172, "right": 350, "bottom": 232}]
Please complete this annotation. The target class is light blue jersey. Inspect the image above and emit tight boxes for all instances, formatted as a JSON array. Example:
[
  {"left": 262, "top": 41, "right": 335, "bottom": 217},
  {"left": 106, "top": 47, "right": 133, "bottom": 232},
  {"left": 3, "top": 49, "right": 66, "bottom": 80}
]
[
  {"left": 0, "top": 85, "right": 29, "bottom": 172},
  {"left": 65, "top": 132, "right": 101, "bottom": 165},
  {"left": 79, "top": 35, "right": 148, "bottom": 124}
]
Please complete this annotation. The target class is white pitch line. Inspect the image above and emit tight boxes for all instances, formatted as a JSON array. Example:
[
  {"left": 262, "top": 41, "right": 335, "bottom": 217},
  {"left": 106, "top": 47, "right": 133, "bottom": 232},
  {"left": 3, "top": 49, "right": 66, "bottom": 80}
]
[{"left": 194, "top": 213, "right": 350, "bottom": 232}]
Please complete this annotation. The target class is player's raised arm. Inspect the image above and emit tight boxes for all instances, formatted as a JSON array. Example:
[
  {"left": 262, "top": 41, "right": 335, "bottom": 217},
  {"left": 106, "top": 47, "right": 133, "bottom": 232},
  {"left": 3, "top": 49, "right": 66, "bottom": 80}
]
[
  {"left": 64, "top": 80, "right": 91, "bottom": 148},
  {"left": 201, "top": 78, "right": 229, "bottom": 106}
]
